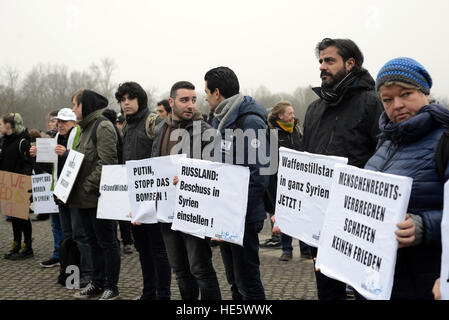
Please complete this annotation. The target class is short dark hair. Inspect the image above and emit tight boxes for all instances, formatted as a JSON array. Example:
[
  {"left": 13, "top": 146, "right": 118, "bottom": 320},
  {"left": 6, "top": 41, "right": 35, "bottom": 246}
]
[
  {"left": 170, "top": 81, "right": 195, "bottom": 98},
  {"left": 115, "top": 82, "right": 148, "bottom": 111},
  {"left": 315, "top": 38, "right": 364, "bottom": 72},
  {"left": 204, "top": 66, "right": 240, "bottom": 99},
  {"left": 157, "top": 99, "right": 171, "bottom": 113}
]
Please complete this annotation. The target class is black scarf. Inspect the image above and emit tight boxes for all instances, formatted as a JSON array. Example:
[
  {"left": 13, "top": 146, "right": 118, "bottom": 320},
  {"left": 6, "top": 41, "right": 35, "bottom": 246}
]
[{"left": 320, "top": 71, "right": 359, "bottom": 103}]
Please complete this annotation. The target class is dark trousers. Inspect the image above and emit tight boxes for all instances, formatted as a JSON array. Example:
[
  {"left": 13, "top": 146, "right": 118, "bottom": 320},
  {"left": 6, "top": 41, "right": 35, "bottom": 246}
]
[
  {"left": 132, "top": 223, "right": 171, "bottom": 300},
  {"left": 311, "top": 247, "right": 364, "bottom": 300},
  {"left": 59, "top": 205, "right": 93, "bottom": 278},
  {"left": 219, "top": 220, "right": 266, "bottom": 300},
  {"left": 160, "top": 223, "right": 221, "bottom": 300},
  {"left": 281, "top": 233, "right": 312, "bottom": 255},
  {"left": 11, "top": 217, "right": 32, "bottom": 247},
  {"left": 79, "top": 208, "right": 121, "bottom": 291},
  {"left": 115, "top": 220, "right": 133, "bottom": 246}
]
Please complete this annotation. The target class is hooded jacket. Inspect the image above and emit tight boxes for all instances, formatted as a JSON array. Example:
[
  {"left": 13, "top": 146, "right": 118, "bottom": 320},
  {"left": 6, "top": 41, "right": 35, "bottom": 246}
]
[
  {"left": 123, "top": 108, "right": 158, "bottom": 161},
  {"left": 211, "top": 95, "right": 270, "bottom": 224},
  {"left": 68, "top": 90, "right": 118, "bottom": 209},
  {"left": 302, "top": 70, "right": 384, "bottom": 168},
  {"left": 364, "top": 104, "right": 449, "bottom": 299},
  {"left": 0, "top": 129, "right": 32, "bottom": 175}
]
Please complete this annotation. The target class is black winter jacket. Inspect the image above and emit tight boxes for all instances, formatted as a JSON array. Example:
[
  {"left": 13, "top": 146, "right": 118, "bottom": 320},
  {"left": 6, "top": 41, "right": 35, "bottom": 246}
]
[
  {"left": 302, "top": 70, "right": 383, "bottom": 168},
  {"left": 0, "top": 130, "right": 32, "bottom": 175},
  {"left": 123, "top": 108, "right": 154, "bottom": 162}
]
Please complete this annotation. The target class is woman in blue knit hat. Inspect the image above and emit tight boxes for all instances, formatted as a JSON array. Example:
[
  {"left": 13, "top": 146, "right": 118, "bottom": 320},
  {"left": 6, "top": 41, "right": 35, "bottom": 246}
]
[{"left": 364, "top": 57, "right": 449, "bottom": 299}]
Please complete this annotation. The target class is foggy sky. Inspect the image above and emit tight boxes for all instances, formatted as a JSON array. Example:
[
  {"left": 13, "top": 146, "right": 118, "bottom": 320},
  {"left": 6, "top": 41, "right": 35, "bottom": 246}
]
[{"left": 1, "top": 0, "right": 448, "bottom": 99}]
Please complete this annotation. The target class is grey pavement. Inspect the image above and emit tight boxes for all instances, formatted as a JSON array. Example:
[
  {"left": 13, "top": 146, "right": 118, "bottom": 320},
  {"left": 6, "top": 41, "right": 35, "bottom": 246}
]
[{"left": 0, "top": 214, "right": 317, "bottom": 300}]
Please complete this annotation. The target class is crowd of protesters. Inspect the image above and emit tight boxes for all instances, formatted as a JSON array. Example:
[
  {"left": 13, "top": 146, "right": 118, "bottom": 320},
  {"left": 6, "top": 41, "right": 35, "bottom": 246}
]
[{"left": 0, "top": 37, "right": 447, "bottom": 300}]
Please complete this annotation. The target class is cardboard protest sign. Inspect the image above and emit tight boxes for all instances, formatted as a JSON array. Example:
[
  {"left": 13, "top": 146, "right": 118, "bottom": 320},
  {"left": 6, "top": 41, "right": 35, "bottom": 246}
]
[
  {"left": 0, "top": 170, "right": 32, "bottom": 220},
  {"left": 440, "top": 181, "right": 449, "bottom": 300},
  {"left": 97, "top": 165, "right": 131, "bottom": 221},
  {"left": 31, "top": 173, "right": 59, "bottom": 214},
  {"left": 171, "top": 158, "right": 249, "bottom": 246},
  {"left": 53, "top": 150, "right": 84, "bottom": 203},
  {"left": 36, "top": 138, "right": 57, "bottom": 163},
  {"left": 275, "top": 148, "right": 348, "bottom": 247},
  {"left": 315, "top": 164, "right": 412, "bottom": 300}
]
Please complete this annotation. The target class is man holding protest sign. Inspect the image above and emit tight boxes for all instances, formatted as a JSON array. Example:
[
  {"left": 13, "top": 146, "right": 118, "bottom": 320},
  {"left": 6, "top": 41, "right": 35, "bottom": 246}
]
[
  {"left": 151, "top": 81, "right": 221, "bottom": 300},
  {"left": 31, "top": 108, "right": 93, "bottom": 285},
  {"left": 302, "top": 38, "right": 384, "bottom": 300},
  {"left": 115, "top": 81, "right": 171, "bottom": 300},
  {"left": 204, "top": 66, "right": 270, "bottom": 300},
  {"left": 364, "top": 57, "right": 449, "bottom": 299},
  {"left": 68, "top": 89, "right": 121, "bottom": 300}
]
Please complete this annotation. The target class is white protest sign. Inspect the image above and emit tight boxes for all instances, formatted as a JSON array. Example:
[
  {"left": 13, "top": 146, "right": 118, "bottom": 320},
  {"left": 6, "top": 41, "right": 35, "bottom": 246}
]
[
  {"left": 440, "top": 181, "right": 449, "bottom": 300},
  {"left": 97, "top": 165, "right": 131, "bottom": 221},
  {"left": 275, "top": 148, "right": 347, "bottom": 247},
  {"left": 152, "top": 154, "right": 186, "bottom": 223},
  {"left": 315, "top": 164, "right": 412, "bottom": 300},
  {"left": 171, "top": 158, "right": 249, "bottom": 246},
  {"left": 125, "top": 155, "right": 186, "bottom": 224},
  {"left": 36, "top": 138, "right": 57, "bottom": 163},
  {"left": 53, "top": 150, "right": 84, "bottom": 203},
  {"left": 31, "top": 173, "right": 59, "bottom": 214}
]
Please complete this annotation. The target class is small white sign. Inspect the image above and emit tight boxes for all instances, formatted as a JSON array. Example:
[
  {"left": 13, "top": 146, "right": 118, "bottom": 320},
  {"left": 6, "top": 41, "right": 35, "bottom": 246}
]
[
  {"left": 36, "top": 138, "right": 57, "bottom": 163},
  {"left": 31, "top": 173, "right": 59, "bottom": 214},
  {"left": 97, "top": 165, "right": 131, "bottom": 221},
  {"left": 53, "top": 150, "right": 84, "bottom": 203}
]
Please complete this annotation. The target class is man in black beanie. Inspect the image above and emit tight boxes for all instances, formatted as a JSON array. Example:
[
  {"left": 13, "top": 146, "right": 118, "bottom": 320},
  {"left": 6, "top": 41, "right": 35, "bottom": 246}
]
[{"left": 69, "top": 89, "right": 121, "bottom": 300}]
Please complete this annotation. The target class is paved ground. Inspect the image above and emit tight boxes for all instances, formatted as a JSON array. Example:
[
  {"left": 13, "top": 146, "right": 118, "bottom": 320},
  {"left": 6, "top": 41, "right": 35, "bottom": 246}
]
[{"left": 0, "top": 214, "right": 317, "bottom": 300}]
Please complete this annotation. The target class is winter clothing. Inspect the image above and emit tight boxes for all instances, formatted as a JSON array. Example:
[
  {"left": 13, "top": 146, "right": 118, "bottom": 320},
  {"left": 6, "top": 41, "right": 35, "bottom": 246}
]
[
  {"left": 68, "top": 91, "right": 118, "bottom": 209},
  {"left": 375, "top": 57, "right": 432, "bottom": 94},
  {"left": 302, "top": 69, "right": 384, "bottom": 168},
  {"left": 364, "top": 103, "right": 449, "bottom": 299},
  {"left": 211, "top": 95, "right": 270, "bottom": 224}
]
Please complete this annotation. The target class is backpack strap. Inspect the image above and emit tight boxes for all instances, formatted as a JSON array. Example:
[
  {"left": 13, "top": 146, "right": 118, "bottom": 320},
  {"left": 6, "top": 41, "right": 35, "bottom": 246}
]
[
  {"left": 90, "top": 116, "right": 108, "bottom": 146},
  {"left": 436, "top": 128, "right": 449, "bottom": 182}
]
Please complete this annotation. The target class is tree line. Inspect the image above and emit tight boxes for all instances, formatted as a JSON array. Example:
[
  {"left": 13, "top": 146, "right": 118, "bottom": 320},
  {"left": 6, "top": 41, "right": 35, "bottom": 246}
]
[{"left": 1, "top": 58, "right": 447, "bottom": 131}]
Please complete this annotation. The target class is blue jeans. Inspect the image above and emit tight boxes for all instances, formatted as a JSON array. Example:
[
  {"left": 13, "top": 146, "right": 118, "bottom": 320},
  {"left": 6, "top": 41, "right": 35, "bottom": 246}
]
[
  {"left": 59, "top": 205, "right": 93, "bottom": 278},
  {"left": 132, "top": 223, "right": 171, "bottom": 300},
  {"left": 50, "top": 213, "right": 64, "bottom": 259},
  {"left": 219, "top": 220, "right": 266, "bottom": 300},
  {"left": 160, "top": 223, "right": 221, "bottom": 300},
  {"left": 79, "top": 208, "right": 121, "bottom": 292},
  {"left": 281, "top": 233, "right": 312, "bottom": 255}
]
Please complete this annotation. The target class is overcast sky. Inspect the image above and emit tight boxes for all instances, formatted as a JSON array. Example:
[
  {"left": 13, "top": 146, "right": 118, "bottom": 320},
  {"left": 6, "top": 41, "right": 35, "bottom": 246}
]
[{"left": 1, "top": 0, "right": 448, "bottom": 100}]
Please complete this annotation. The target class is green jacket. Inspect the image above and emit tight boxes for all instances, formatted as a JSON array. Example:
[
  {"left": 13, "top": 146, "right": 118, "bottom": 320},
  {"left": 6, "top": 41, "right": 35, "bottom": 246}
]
[{"left": 68, "top": 108, "right": 118, "bottom": 208}]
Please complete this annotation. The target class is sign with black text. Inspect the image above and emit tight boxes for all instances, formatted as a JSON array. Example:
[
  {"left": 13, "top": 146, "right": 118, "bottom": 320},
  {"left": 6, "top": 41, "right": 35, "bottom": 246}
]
[
  {"left": 440, "top": 181, "right": 449, "bottom": 300},
  {"left": 31, "top": 173, "right": 59, "bottom": 214},
  {"left": 316, "top": 164, "right": 412, "bottom": 300},
  {"left": 275, "top": 148, "right": 347, "bottom": 247},
  {"left": 171, "top": 158, "right": 249, "bottom": 246},
  {"left": 53, "top": 150, "right": 84, "bottom": 203}
]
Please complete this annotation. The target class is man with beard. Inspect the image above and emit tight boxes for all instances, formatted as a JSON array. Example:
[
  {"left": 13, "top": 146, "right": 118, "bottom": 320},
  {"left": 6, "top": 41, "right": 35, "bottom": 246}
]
[
  {"left": 302, "top": 38, "right": 383, "bottom": 300},
  {"left": 151, "top": 81, "right": 221, "bottom": 300}
]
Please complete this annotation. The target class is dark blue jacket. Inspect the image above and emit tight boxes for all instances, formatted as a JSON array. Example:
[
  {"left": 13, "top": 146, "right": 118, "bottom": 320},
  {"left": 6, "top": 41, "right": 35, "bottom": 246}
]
[
  {"left": 364, "top": 103, "right": 449, "bottom": 299},
  {"left": 211, "top": 96, "right": 270, "bottom": 224}
]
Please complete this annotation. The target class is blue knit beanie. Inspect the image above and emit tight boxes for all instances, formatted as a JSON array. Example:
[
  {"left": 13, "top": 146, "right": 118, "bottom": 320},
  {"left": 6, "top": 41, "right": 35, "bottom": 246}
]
[{"left": 375, "top": 57, "right": 432, "bottom": 94}]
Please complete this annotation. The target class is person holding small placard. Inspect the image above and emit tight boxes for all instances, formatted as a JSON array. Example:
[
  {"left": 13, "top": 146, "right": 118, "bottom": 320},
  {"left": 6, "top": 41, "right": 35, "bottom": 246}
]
[
  {"left": 364, "top": 57, "right": 449, "bottom": 299},
  {"left": 0, "top": 113, "right": 34, "bottom": 260}
]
